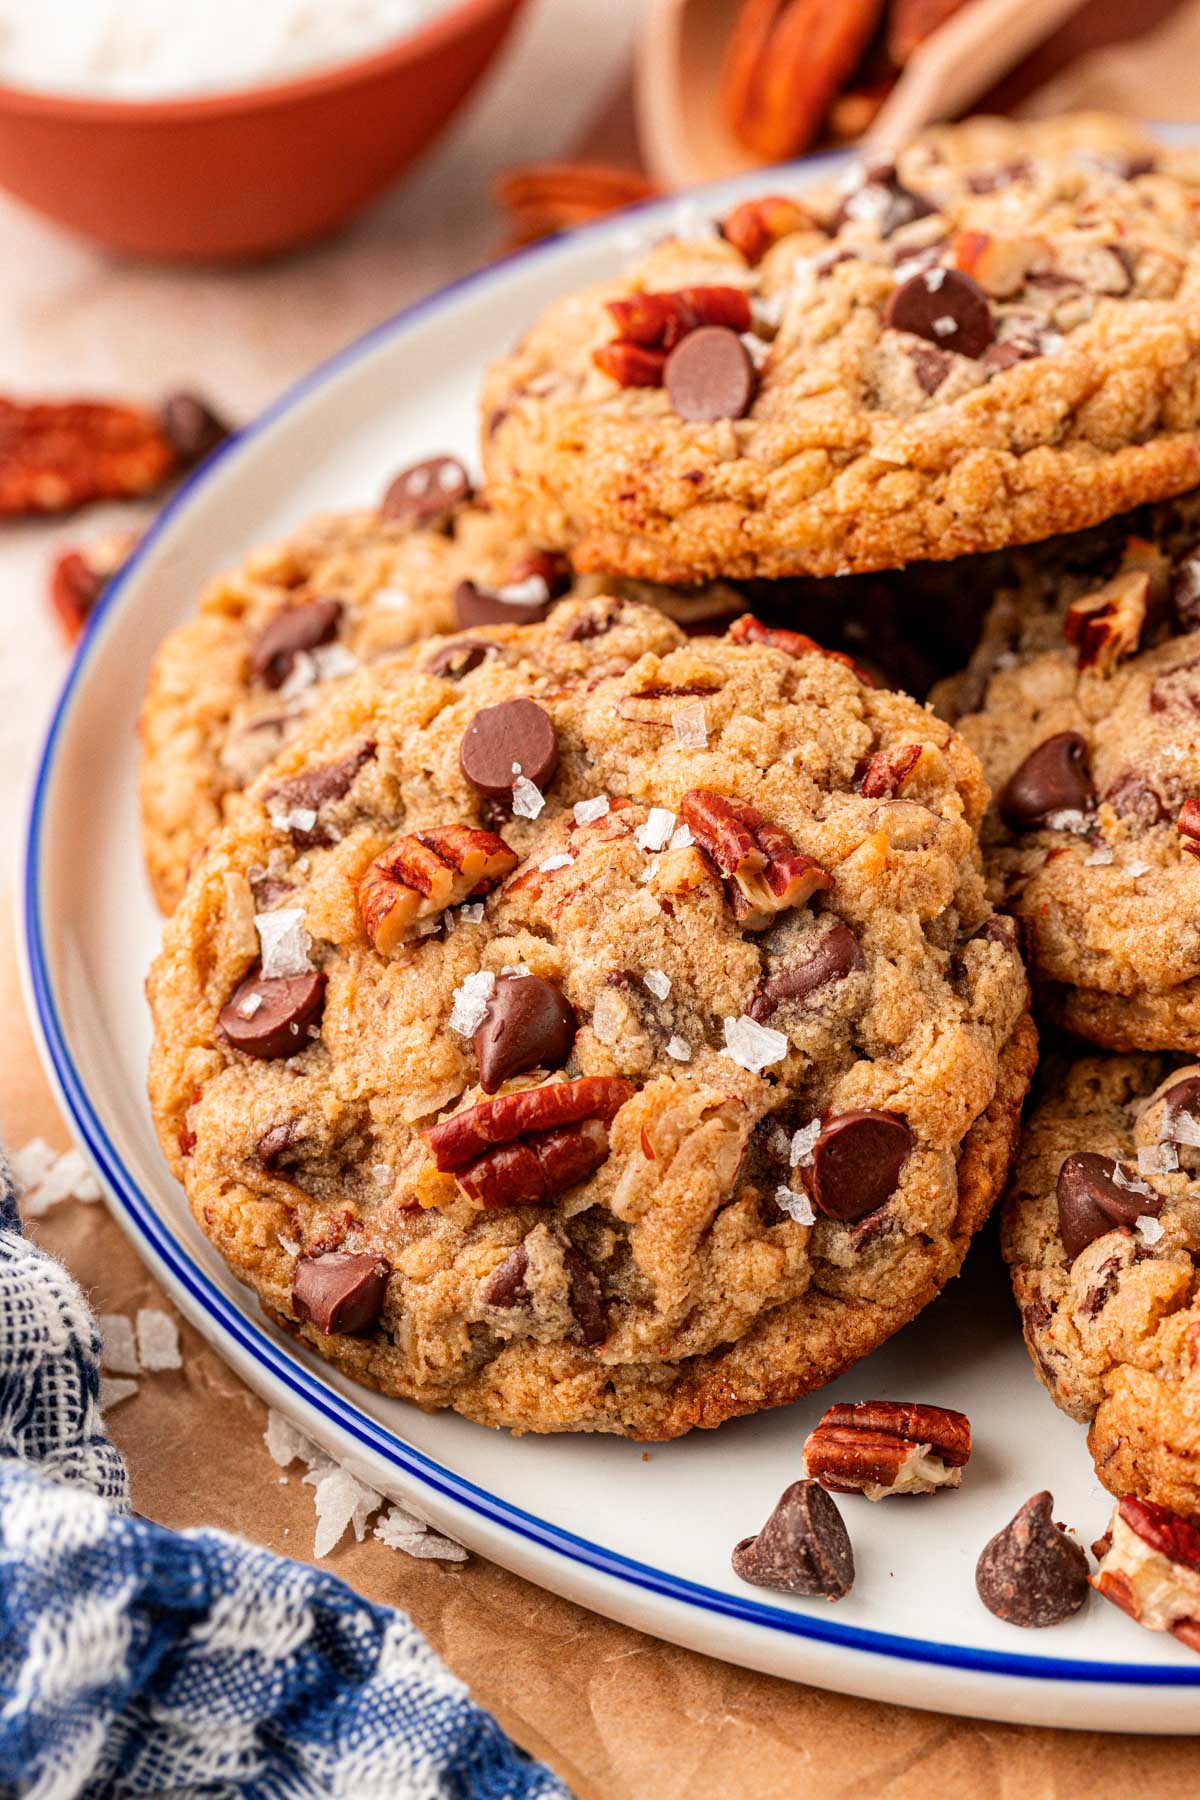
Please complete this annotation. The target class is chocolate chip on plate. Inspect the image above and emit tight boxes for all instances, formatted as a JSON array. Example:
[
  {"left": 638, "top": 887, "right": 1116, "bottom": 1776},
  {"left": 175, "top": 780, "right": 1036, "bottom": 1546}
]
[
  {"left": 249, "top": 597, "right": 344, "bottom": 689},
  {"left": 997, "top": 731, "right": 1094, "bottom": 830},
  {"left": 480, "top": 1243, "right": 531, "bottom": 1309},
  {"left": 749, "top": 922, "right": 864, "bottom": 1021},
  {"left": 460, "top": 698, "right": 559, "bottom": 800},
  {"left": 808, "top": 1110, "right": 913, "bottom": 1222},
  {"left": 885, "top": 267, "right": 994, "bottom": 360},
  {"left": 834, "top": 159, "right": 936, "bottom": 237},
  {"left": 292, "top": 1251, "right": 390, "bottom": 1335},
  {"left": 265, "top": 742, "right": 376, "bottom": 846},
  {"left": 454, "top": 578, "right": 552, "bottom": 631},
  {"left": 218, "top": 970, "right": 325, "bottom": 1060},
  {"left": 664, "top": 325, "right": 757, "bottom": 422},
  {"left": 256, "top": 1117, "right": 303, "bottom": 1170},
  {"left": 381, "top": 455, "right": 471, "bottom": 529},
  {"left": 563, "top": 1245, "right": 607, "bottom": 1346},
  {"left": 732, "top": 1478, "right": 855, "bottom": 1598},
  {"left": 424, "top": 638, "right": 494, "bottom": 680},
  {"left": 161, "top": 391, "right": 232, "bottom": 466},
  {"left": 1056, "top": 1150, "right": 1160, "bottom": 1261},
  {"left": 473, "top": 973, "right": 576, "bottom": 1093},
  {"left": 976, "top": 1491, "right": 1090, "bottom": 1627}
]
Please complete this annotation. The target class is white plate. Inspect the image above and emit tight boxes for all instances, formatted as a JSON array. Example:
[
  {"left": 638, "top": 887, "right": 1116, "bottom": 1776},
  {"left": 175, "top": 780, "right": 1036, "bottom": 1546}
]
[{"left": 21, "top": 143, "right": 1200, "bottom": 1734}]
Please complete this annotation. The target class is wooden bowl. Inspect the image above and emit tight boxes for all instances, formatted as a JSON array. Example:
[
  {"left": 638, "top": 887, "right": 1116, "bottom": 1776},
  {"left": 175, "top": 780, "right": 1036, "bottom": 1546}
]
[{"left": 0, "top": 0, "right": 527, "bottom": 260}]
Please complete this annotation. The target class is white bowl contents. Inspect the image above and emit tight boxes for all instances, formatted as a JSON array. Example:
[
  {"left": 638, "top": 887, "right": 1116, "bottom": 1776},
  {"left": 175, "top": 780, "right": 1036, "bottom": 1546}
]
[{"left": 0, "top": 0, "right": 461, "bottom": 100}]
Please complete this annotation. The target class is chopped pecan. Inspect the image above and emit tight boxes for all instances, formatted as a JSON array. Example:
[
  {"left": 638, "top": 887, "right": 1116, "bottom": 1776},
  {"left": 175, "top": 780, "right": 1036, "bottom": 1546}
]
[
  {"left": 1179, "top": 799, "right": 1200, "bottom": 860},
  {"left": 857, "top": 743, "right": 923, "bottom": 799},
  {"left": 680, "top": 788, "right": 833, "bottom": 930},
  {"left": 48, "top": 527, "right": 139, "bottom": 643},
  {"left": 359, "top": 826, "right": 516, "bottom": 955},
  {"left": 422, "top": 1076, "right": 634, "bottom": 1208},
  {"left": 1063, "top": 569, "right": 1149, "bottom": 674},
  {"left": 494, "top": 162, "right": 661, "bottom": 250},
  {"left": 804, "top": 1400, "right": 971, "bottom": 1500},
  {"left": 592, "top": 342, "right": 668, "bottom": 388},
  {"left": 951, "top": 230, "right": 1040, "bottom": 299},
  {"left": 0, "top": 397, "right": 176, "bottom": 516},
  {"left": 595, "top": 287, "right": 752, "bottom": 389},
  {"left": 1091, "top": 1498, "right": 1200, "bottom": 1652},
  {"left": 728, "top": 613, "right": 873, "bottom": 684},
  {"left": 721, "top": 0, "right": 887, "bottom": 163},
  {"left": 720, "top": 195, "right": 813, "bottom": 265}
]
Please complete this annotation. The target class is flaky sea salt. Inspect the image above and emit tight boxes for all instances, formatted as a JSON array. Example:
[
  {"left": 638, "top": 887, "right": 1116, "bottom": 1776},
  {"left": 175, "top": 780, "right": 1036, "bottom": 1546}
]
[
  {"left": 98, "top": 1377, "right": 138, "bottom": 1413},
  {"left": 449, "top": 970, "right": 495, "bottom": 1037},
  {"left": 573, "top": 796, "right": 610, "bottom": 825},
  {"left": 1111, "top": 1163, "right": 1156, "bottom": 1199},
  {"left": 1164, "top": 1107, "right": 1200, "bottom": 1148},
  {"left": 1126, "top": 860, "right": 1152, "bottom": 878},
  {"left": 373, "top": 1163, "right": 393, "bottom": 1186},
  {"left": 136, "top": 1308, "right": 182, "bottom": 1371},
  {"left": 98, "top": 1314, "right": 139, "bottom": 1375},
  {"left": 668, "top": 824, "right": 694, "bottom": 851},
  {"left": 255, "top": 908, "right": 313, "bottom": 979},
  {"left": 459, "top": 902, "right": 485, "bottom": 924},
  {"left": 264, "top": 1407, "right": 312, "bottom": 1470},
  {"left": 236, "top": 991, "right": 264, "bottom": 1019},
  {"left": 790, "top": 1120, "right": 821, "bottom": 1168},
  {"left": 643, "top": 969, "right": 671, "bottom": 1001},
  {"left": 15, "top": 1142, "right": 102, "bottom": 1216},
  {"left": 1139, "top": 1143, "right": 1179, "bottom": 1176},
  {"left": 268, "top": 802, "right": 318, "bottom": 836},
  {"left": 1084, "top": 846, "right": 1114, "bottom": 866},
  {"left": 925, "top": 266, "right": 947, "bottom": 291},
  {"left": 671, "top": 701, "right": 708, "bottom": 750},
  {"left": 277, "top": 652, "right": 318, "bottom": 700},
  {"left": 665, "top": 1035, "right": 692, "bottom": 1062},
  {"left": 308, "top": 1465, "right": 383, "bottom": 1560},
  {"left": 511, "top": 775, "right": 545, "bottom": 820},
  {"left": 311, "top": 644, "right": 359, "bottom": 683},
  {"left": 931, "top": 315, "right": 958, "bottom": 338},
  {"left": 496, "top": 575, "right": 550, "bottom": 606},
  {"left": 1043, "top": 808, "right": 1091, "bottom": 834},
  {"left": 775, "top": 1184, "right": 815, "bottom": 1226},
  {"left": 539, "top": 852, "right": 575, "bottom": 872},
  {"left": 591, "top": 988, "right": 624, "bottom": 1045},
  {"left": 1137, "top": 1214, "right": 1166, "bottom": 1246},
  {"left": 635, "top": 808, "right": 675, "bottom": 852},
  {"left": 721, "top": 1015, "right": 788, "bottom": 1073}
]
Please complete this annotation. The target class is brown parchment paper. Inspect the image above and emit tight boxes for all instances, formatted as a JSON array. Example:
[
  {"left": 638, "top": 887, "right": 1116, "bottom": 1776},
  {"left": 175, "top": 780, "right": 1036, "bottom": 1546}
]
[{"left": 4, "top": 882, "right": 1200, "bottom": 1795}]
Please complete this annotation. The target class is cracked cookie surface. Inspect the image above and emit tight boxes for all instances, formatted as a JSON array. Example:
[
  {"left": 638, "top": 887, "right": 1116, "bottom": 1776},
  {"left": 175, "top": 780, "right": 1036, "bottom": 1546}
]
[
  {"left": 147, "top": 596, "right": 1034, "bottom": 1438},
  {"left": 1003, "top": 1053, "right": 1200, "bottom": 1520},
  {"left": 481, "top": 116, "right": 1200, "bottom": 585}
]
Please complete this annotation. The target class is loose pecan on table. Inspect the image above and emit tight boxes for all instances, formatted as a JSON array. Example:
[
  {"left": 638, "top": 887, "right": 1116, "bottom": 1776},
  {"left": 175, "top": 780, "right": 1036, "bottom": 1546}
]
[
  {"left": 0, "top": 397, "right": 176, "bottom": 516},
  {"left": 359, "top": 826, "right": 516, "bottom": 955},
  {"left": 679, "top": 788, "right": 833, "bottom": 930},
  {"left": 594, "top": 287, "right": 751, "bottom": 389},
  {"left": 804, "top": 1400, "right": 971, "bottom": 1499},
  {"left": 422, "top": 1075, "right": 634, "bottom": 1208},
  {"left": 48, "top": 527, "right": 140, "bottom": 642}
]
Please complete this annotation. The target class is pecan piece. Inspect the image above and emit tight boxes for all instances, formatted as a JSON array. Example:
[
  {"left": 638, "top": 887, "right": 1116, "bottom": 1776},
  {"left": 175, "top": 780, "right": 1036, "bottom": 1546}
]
[
  {"left": 359, "top": 826, "right": 516, "bottom": 955},
  {"left": 720, "top": 195, "right": 813, "bottom": 265},
  {"left": 494, "top": 162, "right": 661, "bottom": 250},
  {"left": 0, "top": 397, "right": 176, "bottom": 516},
  {"left": 1063, "top": 569, "right": 1148, "bottom": 674},
  {"left": 804, "top": 1400, "right": 971, "bottom": 1500},
  {"left": 951, "top": 230, "right": 1041, "bottom": 299},
  {"left": 48, "top": 527, "right": 139, "bottom": 643},
  {"left": 721, "top": 0, "right": 887, "bottom": 163},
  {"left": 857, "top": 743, "right": 923, "bottom": 799},
  {"left": 728, "top": 613, "right": 873, "bottom": 684},
  {"left": 592, "top": 342, "right": 667, "bottom": 388},
  {"left": 605, "top": 286, "right": 752, "bottom": 350},
  {"left": 1179, "top": 799, "right": 1200, "bottom": 860},
  {"left": 680, "top": 789, "right": 833, "bottom": 931},
  {"left": 422, "top": 1076, "right": 634, "bottom": 1209},
  {"left": 1092, "top": 1498, "right": 1200, "bottom": 1652}
]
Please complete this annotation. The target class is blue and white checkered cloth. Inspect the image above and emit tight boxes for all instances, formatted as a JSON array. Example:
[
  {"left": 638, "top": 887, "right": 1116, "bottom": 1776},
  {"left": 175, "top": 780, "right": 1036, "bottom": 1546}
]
[{"left": 0, "top": 1145, "right": 571, "bottom": 1799}]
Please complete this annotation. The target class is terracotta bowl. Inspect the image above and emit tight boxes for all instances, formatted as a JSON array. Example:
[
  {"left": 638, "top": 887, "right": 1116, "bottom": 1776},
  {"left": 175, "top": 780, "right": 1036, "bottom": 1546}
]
[{"left": 0, "top": 0, "right": 527, "bottom": 260}]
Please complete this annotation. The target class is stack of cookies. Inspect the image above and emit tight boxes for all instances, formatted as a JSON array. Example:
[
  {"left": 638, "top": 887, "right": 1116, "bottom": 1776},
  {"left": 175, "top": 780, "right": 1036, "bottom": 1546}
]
[{"left": 141, "top": 112, "right": 1200, "bottom": 1633}]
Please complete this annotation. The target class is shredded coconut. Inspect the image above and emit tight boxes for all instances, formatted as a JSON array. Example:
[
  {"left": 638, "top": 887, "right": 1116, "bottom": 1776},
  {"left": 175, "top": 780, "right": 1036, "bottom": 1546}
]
[
  {"left": 573, "top": 796, "right": 610, "bottom": 825},
  {"left": 643, "top": 969, "right": 671, "bottom": 1001},
  {"left": 98, "top": 1377, "right": 138, "bottom": 1413},
  {"left": 511, "top": 775, "right": 545, "bottom": 820},
  {"left": 136, "top": 1308, "right": 182, "bottom": 1371},
  {"left": 671, "top": 700, "right": 708, "bottom": 749},
  {"left": 790, "top": 1120, "right": 821, "bottom": 1167},
  {"left": 721, "top": 1015, "right": 788, "bottom": 1073},
  {"left": 665, "top": 1035, "right": 692, "bottom": 1062},
  {"left": 98, "top": 1314, "right": 139, "bottom": 1375},
  {"left": 255, "top": 907, "right": 313, "bottom": 979},
  {"left": 538, "top": 852, "right": 575, "bottom": 872},
  {"left": 635, "top": 808, "right": 675, "bottom": 852},
  {"left": 775, "top": 1184, "right": 815, "bottom": 1225},
  {"left": 1137, "top": 1214, "right": 1166, "bottom": 1246},
  {"left": 448, "top": 970, "right": 495, "bottom": 1037}
]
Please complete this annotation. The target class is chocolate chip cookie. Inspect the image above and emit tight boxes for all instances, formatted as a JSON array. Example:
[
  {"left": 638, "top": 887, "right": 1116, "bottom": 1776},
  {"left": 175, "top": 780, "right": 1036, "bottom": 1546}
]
[
  {"left": 481, "top": 117, "right": 1200, "bottom": 585},
  {"left": 1003, "top": 1053, "right": 1200, "bottom": 1521},
  {"left": 147, "top": 597, "right": 1034, "bottom": 1438}
]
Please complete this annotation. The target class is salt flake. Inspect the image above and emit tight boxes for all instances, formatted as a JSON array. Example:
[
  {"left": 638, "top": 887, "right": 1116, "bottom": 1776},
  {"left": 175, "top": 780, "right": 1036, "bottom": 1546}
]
[
  {"left": 98, "top": 1314, "right": 139, "bottom": 1375},
  {"left": 310, "top": 1466, "right": 382, "bottom": 1560},
  {"left": 1137, "top": 1214, "right": 1166, "bottom": 1245},
  {"left": 449, "top": 970, "right": 495, "bottom": 1037},
  {"left": 458, "top": 902, "right": 485, "bottom": 924},
  {"left": 497, "top": 575, "right": 550, "bottom": 606},
  {"left": 665, "top": 1035, "right": 692, "bottom": 1062},
  {"left": 775, "top": 1184, "right": 815, "bottom": 1225},
  {"left": 539, "top": 853, "right": 575, "bottom": 872},
  {"left": 264, "top": 1407, "right": 312, "bottom": 1470},
  {"left": 1111, "top": 1163, "right": 1156, "bottom": 1199},
  {"left": 643, "top": 969, "right": 671, "bottom": 1001},
  {"left": 721, "top": 1015, "right": 788, "bottom": 1074},
  {"left": 1084, "top": 846, "right": 1114, "bottom": 866},
  {"left": 98, "top": 1377, "right": 138, "bottom": 1413},
  {"left": 511, "top": 775, "right": 545, "bottom": 820},
  {"left": 136, "top": 1308, "right": 181, "bottom": 1372},
  {"left": 790, "top": 1120, "right": 821, "bottom": 1168},
  {"left": 1139, "top": 1143, "right": 1179, "bottom": 1176},
  {"left": 635, "top": 808, "right": 675, "bottom": 852},
  {"left": 671, "top": 701, "right": 708, "bottom": 749},
  {"left": 668, "top": 823, "right": 694, "bottom": 851},
  {"left": 573, "top": 796, "right": 610, "bottom": 825},
  {"left": 15, "top": 1142, "right": 102, "bottom": 1216},
  {"left": 255, "top": 908, "right": 313, "bottom": 979}
]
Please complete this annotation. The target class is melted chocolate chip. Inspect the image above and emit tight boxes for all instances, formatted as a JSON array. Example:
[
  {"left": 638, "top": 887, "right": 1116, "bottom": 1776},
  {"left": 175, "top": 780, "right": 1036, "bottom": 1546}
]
[
  {"left": 809, "top": 1110, "right": 913, "bottom": 1222},
  {"left": 664, "top": 326, "right": 757, "bottom": 422},
  {"left": 256, "top": 1118, "right": 303, "bottom": 1170},
  {"left": 997, "top": 732, "right": 1094, "bottom": 830},
  {"left": 885, "top": 267, "right": 994, "bottom": 360},
  {"left": 218, "top": 970, "right": 325, "bottom": 1060},
  {"left": 563, "top": 1245, "right": 607, "bottom": 1346},
  {"left": 561, "top": 599, "right": 627, "bottom": 642},
  {"left": 454, "top": 579, "right": 552, "bottom": 630},
  {"left": 249, "top": 597, "right": 343, "bottom": 690},
  {"left": 1104, "top": 771, "right": 1166, "bottom": 828},
  {"left": 381, "top": 455, "right": 471, "bottom": 529},
  {"left": 459, "top": 698, "right": 559, "bottom": 800},
  {"left": 833, "top": 161, "right": 936, "bottom": 237},
  {"left": 1056, "top": 1151, "right": 1159, "bottom": 1262},
  {"left": 479, "top": 1243, "right": 530, "bottom": 1309},
  {"left": 731, "top": 1479, "right": 854, "bottom": 1598},
  {"left": 424, "top": 638, "right": 494, "bottom": 680},
  {"left": 161, "top": 391, "right": 232, "bottom": 465},
  {"left": 910, "top": 343, "right": 953, "bottom": 394},
  {"left": 749, "top": 923, "right": 864, "bottom": 1021},
  {"left": 292, "top": 1251, "right": 389, "bottom": 1335},
  {"left": 473, "top": 974, "right": 576, "bottom": 1094},
  {"left": 1163, "top": 1073, "right": 1200, "bottom": 1121},
  {"left": 975, "top": 1491, "right": 1089, "bottom": 1628},
  {"left": 264, "top": 741, "right": 376, "bottom": 846}
]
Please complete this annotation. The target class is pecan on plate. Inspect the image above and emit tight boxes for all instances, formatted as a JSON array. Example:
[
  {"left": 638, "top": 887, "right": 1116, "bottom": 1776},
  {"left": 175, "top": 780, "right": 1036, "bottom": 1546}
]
[
  {"left": 719, "top": 195, "right": 813, "bottom": 265},
  {"left": 422, "top": 1075, "right": 634, "bottom": 1208},
  {"left": 359, "top": 826, "right": 516, "bottom": 955},
  {"left": 48, "top": 527, "right": 140, "bottom": 643},
  {"left": 0, "top": 397, "right": 176, "bottom": 516},
  {"left": 728, "top": 613, "right": 873, "bottom": 684},
  {"left": 680, "top": 789, "right": 833, "bottom": 931},
  {"left": 1092, "top": 1497, "right": 1200, "bottom": 1652},
  {"left": 1179, "top": 799, "right": 1200, "bottom": 860},
  {"left": 804, "top": 1400, "right": 971, "bottom": 1500},
  {"left": 952, "top": 230, "right": 1041, "bottom": 300},
  {"left": 1063, "top": 569, "right": 1149, "bottom": 675},
  {"left": 594, "top": 287, "right": 751, "bottom": 389},
  {"left": 721, "top": 0, "right": 887, "bottom": 163}
]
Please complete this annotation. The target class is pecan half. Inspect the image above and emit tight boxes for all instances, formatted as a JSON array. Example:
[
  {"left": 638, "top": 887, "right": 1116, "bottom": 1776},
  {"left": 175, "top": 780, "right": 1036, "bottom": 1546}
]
[
  {"left": 728, "top": 613, "right": 873, "bottom": 684},
  {"left": 1179, "top": 799, "right": 1200, "bottom": 860},
  {"left": 359, "top": 826, "right": 516, "bottom": 955},
  {"left": 592, "top": 342, "right": 667, "bottom": 388},
  {"left": 48, "top": 528, "right": 139, "bottom": 643},
  {"left": 680, "top": 789, "right": 833, "bottom": 930},
  {"left": 1091, "top": 1498, "right": 1200, "bottom": 1652},
  {"left": 720, "top": 195, "right": 813, "bottom": 265},
  {"left": 0, "top": 397, "right": 176, "bottom": 516},
  {"left": 422, "top": 1076, "right": 634, "bottom": 1209},
  {"left": 857, "top": 743, "right": 923, "bottom": 799},
  {"left": 595, "top": 287, "right": 751, "bottom": 388},
  {"left": 721, "top": 0, "right": 887, "bottom": 163},
  {"left": 1063, "top": 569, "right": 1149, "bottom": 674},
  {"left": 804, "top": 1400, "right": 971, "bottom": 1500}
]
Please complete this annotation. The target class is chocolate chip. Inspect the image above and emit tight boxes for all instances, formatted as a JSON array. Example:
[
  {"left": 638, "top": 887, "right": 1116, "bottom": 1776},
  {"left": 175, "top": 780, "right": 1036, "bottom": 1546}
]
[
  {"left": 1056, "top": 1151, "right": 1159, "bottom": 1261},
  {"left": 809, "top": 1110, "right": 913, "bottom": 1222},
  {"left": 424, "top": 638, "right": 494, "bottom": 680},
  {"left": 997, "top": 732, "right": 1094, "bottom": 830},
  {"left": 480, "top": 1243, "right": 530, "bottom": 1309},
  {"left": 161, "top": 391, "right": 232, "bottom": 465},
  {"left": 292, "top": 1251, "right": 389, "bottom": 1335},
  {"left": 459, "top": 698, "right": 559, "bottom": 801},
  {"left": 1104, "top": 771, "right": 1165, "bottom": 828},
  {"left": 664, "top": 326, "right": 757, "bottom": 422},
  {"left": 1163, "top": 1073, "right": 1200, "bottom": 1120},
  {"left": 749, "top": 922, "right": 865, "bottom": 1021},
  {"left": 561, "top": 599, "right": 626, "bottom": 642},
  {"left": 381, "top": 455, "right": 471, "bottom": 529},
  {"left": 256, "top": 1118, "right": 303, "bottom": 1170},
  {"left": 563, "top": 1245, "right": 607, "bottom": 1346},
  {"left": 910, "top": 343, "right": 953, "bottom": 394},
  {"left": 454, "top": 579, "right": 552, "bottom": 630},
  {"left": 732, "top": 1479, "right": 854, "bottom": 1598},
  {"left": 473, "top": 974, "right": 576, "bottom": 1094},
  {"left": 218, "top": 970, "right": 325, "bottom": 1060},
  {"left": 833, "top": 161, "right": 936, "bottom": 236},
  {"left": 264, "top": 742, "right": 376, "bottom": 846},
  {"left": 975, "top": 1491, "right": 1090, "bottom": 1627},
  {"left": 885, "top": 268, "right": 994, "bottom": 360},
  {"left": 249, "top": 597, "right": 343, "bottom": 689}
]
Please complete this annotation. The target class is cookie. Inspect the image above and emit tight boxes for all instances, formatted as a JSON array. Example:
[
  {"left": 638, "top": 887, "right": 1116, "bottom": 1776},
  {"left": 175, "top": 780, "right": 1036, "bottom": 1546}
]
[
  {"left": 943, "top": 495, "right": 1200, "bottom": 1049},
  {"left": 147, "top": 597, "right": 1035, "bottom": 1439},
  {"left": 481, "top": 117, "right": 1200, "bottom": 585},
  {"left": 1003, "top": 1053, "right": 1200, "bottom": 1521}
]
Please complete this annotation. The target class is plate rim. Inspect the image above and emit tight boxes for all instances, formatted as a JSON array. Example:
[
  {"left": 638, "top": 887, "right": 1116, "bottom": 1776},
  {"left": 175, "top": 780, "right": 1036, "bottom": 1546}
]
[{"left": 20, "top": 142, "right": 1200, "bottom": 1698}]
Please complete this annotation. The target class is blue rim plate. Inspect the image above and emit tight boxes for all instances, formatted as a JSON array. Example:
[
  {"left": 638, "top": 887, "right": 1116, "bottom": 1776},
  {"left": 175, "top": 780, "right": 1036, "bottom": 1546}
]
[{"left": 19, "top": 135, "right": 1200, "bottom": 1732}]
